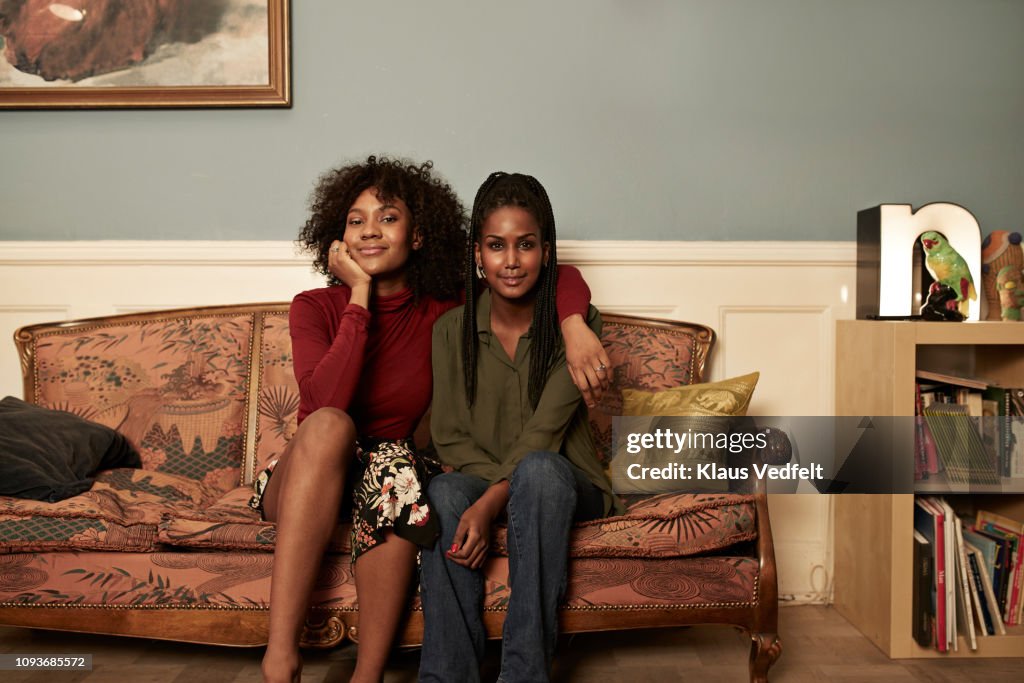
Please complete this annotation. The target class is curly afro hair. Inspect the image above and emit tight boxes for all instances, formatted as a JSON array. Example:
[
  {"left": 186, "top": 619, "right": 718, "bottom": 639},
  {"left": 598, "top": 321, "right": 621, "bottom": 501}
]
[{"left": 297, "top": 155, "right": 467, "bottom": 301}]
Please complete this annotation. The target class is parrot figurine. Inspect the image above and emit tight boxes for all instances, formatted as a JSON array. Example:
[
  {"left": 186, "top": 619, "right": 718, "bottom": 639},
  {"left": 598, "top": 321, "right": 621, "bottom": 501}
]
[
  {"left": 920, "top": 231, "right": 977, "bottom": 318},
  {"left": 996, "top": 266, "right": 1024, "bottom": 321}
]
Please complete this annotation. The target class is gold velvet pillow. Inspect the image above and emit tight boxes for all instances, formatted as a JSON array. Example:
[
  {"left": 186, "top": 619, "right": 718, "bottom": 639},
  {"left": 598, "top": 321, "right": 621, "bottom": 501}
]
[
  {"left": 615, "top": 372, "right": 760, "bottom": 494},
  {"left": 622, "top": 371, "right": 760, "bottom": 417}
]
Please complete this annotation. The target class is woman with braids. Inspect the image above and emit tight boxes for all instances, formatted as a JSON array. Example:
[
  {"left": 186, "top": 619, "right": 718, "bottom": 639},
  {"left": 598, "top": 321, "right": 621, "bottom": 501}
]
[
  {"left": 421, "top": 172, "right": 622, "bottom": 683},
  {"left": 252, "top": 157, "right": 610, "bottom": 683}
]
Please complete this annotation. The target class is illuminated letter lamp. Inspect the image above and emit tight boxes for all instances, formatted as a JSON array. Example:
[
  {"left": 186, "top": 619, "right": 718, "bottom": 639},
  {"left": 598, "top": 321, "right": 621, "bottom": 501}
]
[{"left": 857, "top": 203, "right": 981, "bottom": 321}]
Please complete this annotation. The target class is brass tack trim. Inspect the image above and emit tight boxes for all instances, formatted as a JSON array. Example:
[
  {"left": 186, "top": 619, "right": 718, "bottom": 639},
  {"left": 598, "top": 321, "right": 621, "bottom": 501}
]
[{"left": 241, "top": 312, "right": 263, "bottom": 486}]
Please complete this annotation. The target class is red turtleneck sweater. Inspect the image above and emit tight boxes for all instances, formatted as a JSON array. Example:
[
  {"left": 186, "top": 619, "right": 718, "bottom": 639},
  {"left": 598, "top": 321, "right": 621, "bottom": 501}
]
[{"left": 289, "top": 265, "right": 591, "bottom": 439}]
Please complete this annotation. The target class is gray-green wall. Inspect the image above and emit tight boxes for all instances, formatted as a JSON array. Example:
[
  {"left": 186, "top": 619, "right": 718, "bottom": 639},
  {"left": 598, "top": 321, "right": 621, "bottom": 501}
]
[{"left": 1, "top": 0, "right": 1022, "bottom": 241}]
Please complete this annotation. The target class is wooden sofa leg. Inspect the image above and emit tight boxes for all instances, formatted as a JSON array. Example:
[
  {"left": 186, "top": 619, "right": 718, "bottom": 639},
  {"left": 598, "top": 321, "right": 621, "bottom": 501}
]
[
  {"left": 748, "top": 632, "right": 782, "bottom": 682},
  {"left": 300, "top": 613, "right": 348, "bottom": 648}
]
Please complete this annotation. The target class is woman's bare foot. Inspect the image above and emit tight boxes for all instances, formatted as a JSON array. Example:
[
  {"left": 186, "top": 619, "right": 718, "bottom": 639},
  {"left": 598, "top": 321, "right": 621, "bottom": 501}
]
[{"left": 261, "top": 646, "right": 302, "bottom": 683}]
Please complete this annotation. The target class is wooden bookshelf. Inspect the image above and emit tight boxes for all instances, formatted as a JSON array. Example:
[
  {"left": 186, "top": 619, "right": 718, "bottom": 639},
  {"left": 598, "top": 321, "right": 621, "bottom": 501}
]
[{"left": 833, "top": 320, "right": 1024, "bottom": 658}]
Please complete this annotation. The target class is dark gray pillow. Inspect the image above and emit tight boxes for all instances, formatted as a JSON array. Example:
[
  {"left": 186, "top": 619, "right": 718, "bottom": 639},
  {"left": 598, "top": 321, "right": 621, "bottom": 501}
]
[{"left": 0, "top": 396, "right": 141, "bottom": 502}]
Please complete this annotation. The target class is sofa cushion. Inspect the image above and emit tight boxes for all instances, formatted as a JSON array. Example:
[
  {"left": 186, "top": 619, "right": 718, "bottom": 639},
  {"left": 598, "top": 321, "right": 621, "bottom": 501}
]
[
  {"left": 0, "top": 468, "right": 217, "bottom": 525},
  {"left": 0, "top": 515, "right": 157, "bottom": 553},
  {"left": 157, "top": 488, "right": 755, "bottom": 559},
  {"left": 0, "top": 468, "right": 219, "bottom": 552},
  {"left": 158, "top": 486, "right": 350, "bottom": 553},
  {"left": 160, "top": 489, "right": 755, "bottom": 559},
  {"left": 622, "top": 371, "right": 760, "bottom": 417},
  {"left": 568, "top": 492, "right": 757, "bottom": 558},
  {"left": 157, "top": 486, "right": 277, "bottom": 551},
  {"left": 491, "top": 491, "right": 756, "bottom": 559},
  {"left": 616, "top": 372, "right": 761, "bottom": 494}
]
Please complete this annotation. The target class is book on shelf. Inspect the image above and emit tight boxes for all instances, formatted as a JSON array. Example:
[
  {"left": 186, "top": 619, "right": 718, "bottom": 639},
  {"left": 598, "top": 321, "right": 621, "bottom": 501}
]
[
  {"left": 965, "top": 541, "right": 1006, "bottom": 635},
  {"left": 913, "top": 529, "right": 934, "bottom": 647},
  {"left": 965, "top": 544, "right": 992, "bottom": 636},
  {"left": 915, "top": 369, "right": 991, "bottom": 391},
  {"left": 915, "top": 384, "right": 941, "bottom": 480},
  {"left": 1011, "top": 389, "right": 1024, "bottom": 479},
  {"left": 916, "top": 497, "right": 953, "bottom": 650},
  {"left": 908, "top": 498, "right": 1024, "bottom": 651},
  {"left": 982, "top": 386, "right": 1024, "bottom": 479},
  {"left": 921, "top": 404, "right": 1000, "bottom": 485},
  {"left": 948, "top": 505, "right": 976, "bottom": 650},
  {"left": 915, "top": 384, "right": 928, "bottom": 480},
  {"left": 970, "top": 525, "right": 1013, "bottom": 621},
  {"left": 964, "top": 527, "right": 1004, "bottom": 605},
  {"left": 915, "top": 372, "right": 1024, "bottom": 483},
  {"left": 914, "top": 498, "right": 947, "bottom": 651},
  {"left": 975, "top": 510, "right": 1024, "bottom": 626}
]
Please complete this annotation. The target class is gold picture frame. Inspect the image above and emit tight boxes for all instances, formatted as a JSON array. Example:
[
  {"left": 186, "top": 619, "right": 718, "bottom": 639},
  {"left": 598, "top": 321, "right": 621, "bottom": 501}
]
[{"left": 0, "top": 0, "right": 290, "bottom": 109}]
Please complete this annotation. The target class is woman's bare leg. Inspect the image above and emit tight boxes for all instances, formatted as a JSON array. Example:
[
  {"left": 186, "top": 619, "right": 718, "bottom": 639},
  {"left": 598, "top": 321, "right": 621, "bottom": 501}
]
[
  {"left": 350, "top": 533, "right": 418, "bottom": 683},
  {"left": 260, "top": 407, "right": 357, "bottom": 683}
]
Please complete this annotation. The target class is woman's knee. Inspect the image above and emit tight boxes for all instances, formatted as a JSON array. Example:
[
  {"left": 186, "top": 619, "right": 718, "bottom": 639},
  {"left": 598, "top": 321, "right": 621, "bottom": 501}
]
[
  {"left": 290, "top": 407, "right": 357, "bottom": 466},
  {"left": 427, "top": 474, "right": 477, "bottom": 523},
  {"left": 512, "top": 451, "right": 573, "bottom": 491}
]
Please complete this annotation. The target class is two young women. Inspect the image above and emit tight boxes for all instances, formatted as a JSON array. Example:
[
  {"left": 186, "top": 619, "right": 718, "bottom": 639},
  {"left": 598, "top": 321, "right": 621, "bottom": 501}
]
[{"left": 258, "top": 157, "right": 614, "bottom": 682}]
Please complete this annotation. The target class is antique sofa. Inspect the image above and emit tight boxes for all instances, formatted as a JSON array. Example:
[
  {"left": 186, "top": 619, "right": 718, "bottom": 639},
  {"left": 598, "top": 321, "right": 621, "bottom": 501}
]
[{"left": 0, "top": 303, "right": 784, "bottom": 681}]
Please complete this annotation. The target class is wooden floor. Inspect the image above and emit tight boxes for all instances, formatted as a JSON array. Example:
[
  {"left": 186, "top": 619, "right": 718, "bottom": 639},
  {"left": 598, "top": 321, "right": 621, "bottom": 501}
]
[{"left": 2, "top": 606, "right": 1024, "bottom": 681}]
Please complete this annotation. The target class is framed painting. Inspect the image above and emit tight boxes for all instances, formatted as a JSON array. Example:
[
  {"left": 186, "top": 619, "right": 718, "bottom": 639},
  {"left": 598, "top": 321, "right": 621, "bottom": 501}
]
[{"left": 0, "top": 0, "right": 290, "bottom": 108}]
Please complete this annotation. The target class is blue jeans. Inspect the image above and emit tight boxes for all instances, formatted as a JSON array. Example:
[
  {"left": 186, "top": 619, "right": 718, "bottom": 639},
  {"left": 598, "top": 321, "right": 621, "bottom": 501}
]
[{"left": 418, "top": 451, "right": 605, "bottom": 683}]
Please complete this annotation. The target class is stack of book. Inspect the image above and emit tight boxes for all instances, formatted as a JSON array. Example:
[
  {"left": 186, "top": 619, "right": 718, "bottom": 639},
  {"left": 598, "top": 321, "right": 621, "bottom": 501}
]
[
  {"left": 914, "top": 370, "right": 1023, "bottom": 485},
  {"left": 913, "top": 497, "right": 1024, "bottom": 651}
]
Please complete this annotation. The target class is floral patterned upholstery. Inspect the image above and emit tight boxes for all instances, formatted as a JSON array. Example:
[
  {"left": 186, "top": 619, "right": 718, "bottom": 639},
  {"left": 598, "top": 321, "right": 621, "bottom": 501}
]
[
  {"left": 0, "top": 550, "right": 756, "bottom": 613},
  {"left": 590, "top": 318, "right": 707, "bottom": 465},
  {"left": 0, "top": 516, "right": 157, "bottom": 553},
  {"left": 157, "top": 486, "right": 351, "bottom": 554},
  {"left": 0, "top": 469, "right": 218, "bottom": 552},
  {"left": 252, "top": 311, "right": 300, "bottom": 478},
  {"left": 155, "top": 490, "right": 755, "bottom": 560},
  {"left": 0, "top": 551, "right": 277, "bottom": 609},
  {"left": 26, "top": 313, "right": 252, "bottom": 490},
  {"left": 492, "top": 492, "right": 756, "bottom": 559},
  {"left": 563, "top": 556, "right": 758, "bottom": 609}
]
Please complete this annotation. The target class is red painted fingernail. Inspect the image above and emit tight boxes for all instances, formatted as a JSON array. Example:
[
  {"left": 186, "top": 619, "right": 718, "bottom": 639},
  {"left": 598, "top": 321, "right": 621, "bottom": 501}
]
[{"left": 450, "top": 543, "right": 459, "bottom": 553}]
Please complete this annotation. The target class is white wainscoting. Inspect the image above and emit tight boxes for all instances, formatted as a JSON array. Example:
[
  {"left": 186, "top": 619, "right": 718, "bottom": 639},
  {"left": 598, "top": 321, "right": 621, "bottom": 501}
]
[{"left": 0, "top": 240, "right": 857, "bottom": 604}]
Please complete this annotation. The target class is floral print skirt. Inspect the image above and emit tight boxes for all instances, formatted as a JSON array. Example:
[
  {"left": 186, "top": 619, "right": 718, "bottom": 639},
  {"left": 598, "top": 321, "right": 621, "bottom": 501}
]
[{"left": 248, "top": 436, "right": 441, "bottom": 563}]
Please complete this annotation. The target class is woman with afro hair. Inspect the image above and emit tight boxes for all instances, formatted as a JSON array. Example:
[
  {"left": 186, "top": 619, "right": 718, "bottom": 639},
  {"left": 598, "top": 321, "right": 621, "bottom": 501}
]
[{"left": 252, "top": 156, "right": 610, "bottom": 683}]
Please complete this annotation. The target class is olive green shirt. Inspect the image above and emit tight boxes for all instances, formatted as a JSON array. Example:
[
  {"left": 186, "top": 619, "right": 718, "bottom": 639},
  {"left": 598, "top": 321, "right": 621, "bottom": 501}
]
[{"left": 430, "top": 290, "right": 622, "bottom": 517}]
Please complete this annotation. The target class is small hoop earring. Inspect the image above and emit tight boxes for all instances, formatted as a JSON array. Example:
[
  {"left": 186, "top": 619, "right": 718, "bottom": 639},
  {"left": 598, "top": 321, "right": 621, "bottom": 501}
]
[{"left": 476, "top": 264, "right": 486, "bottom": 279}]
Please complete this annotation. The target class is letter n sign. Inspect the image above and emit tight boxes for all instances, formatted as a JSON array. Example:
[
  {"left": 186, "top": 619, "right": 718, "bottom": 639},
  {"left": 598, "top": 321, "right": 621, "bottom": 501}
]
[{"left": 856, "top": 203, "right": 981, "bottom": 320}]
